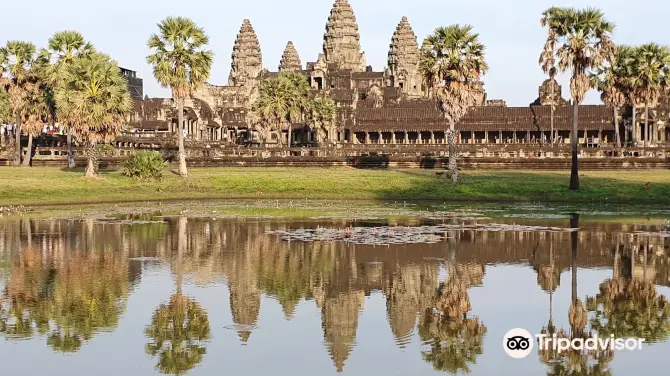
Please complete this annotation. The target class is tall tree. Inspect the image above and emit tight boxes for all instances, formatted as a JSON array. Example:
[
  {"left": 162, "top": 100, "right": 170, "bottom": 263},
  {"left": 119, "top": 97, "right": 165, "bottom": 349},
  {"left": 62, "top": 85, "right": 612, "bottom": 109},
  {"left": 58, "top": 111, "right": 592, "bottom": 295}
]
[
  {"left": 0, "top": 41, "right": 41, "bottom": 166},
  {"left": 252, "top": 72, "right": 309, "bottom": 146},
  {"left": 419, "top": 25, "right": 488, "bottom": 182},
  {"left": 590, "top": 46, "right": 631, "bottom": 148},
  {"left": 627, "top": 44, "right": 670, "bottom": 148},
  {"left": 540, "top": 7, "right": 615, "bottom": 190},
  {"left": 56, "top": 52, "right": 132, "bottom": 177},
  {"left": 0, "top": 87, "right": 11, "bottom": 145},
  {"left": 20, "top": 57, "right": 54, "bottom": 167},
  {"left": 280, "top": 71, "right": 310, "bottom": 146},
  {"left": 147, "top": 17, "right": 214, "bottom": 177},
  {"left": 308, "top": 97, "right": 337, "bottom": 144},
  {"left": 42, "top": 30, "right": 95, "bottom": 169}
]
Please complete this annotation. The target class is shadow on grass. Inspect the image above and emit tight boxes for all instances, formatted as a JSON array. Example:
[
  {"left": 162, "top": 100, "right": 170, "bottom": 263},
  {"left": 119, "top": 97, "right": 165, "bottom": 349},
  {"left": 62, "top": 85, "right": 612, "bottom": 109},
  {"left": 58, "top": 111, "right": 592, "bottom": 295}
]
[{"left": 373, "top": 170, "right": 670, "bottom": 204}]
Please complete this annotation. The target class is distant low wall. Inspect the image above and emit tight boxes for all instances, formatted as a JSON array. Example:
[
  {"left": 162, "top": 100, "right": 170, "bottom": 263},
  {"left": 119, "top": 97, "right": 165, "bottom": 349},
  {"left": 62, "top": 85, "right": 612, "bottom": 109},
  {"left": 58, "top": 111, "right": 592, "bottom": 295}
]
[{"left": 1, "top": 144, "right": 669, "bottom": 170}]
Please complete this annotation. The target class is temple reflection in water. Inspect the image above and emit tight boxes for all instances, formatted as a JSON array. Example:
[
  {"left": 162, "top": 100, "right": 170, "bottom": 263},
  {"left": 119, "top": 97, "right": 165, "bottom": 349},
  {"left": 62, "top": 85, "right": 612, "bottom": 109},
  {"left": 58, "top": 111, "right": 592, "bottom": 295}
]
[{"left": 0, "top": 213, "right": 668, "bottom": 375}]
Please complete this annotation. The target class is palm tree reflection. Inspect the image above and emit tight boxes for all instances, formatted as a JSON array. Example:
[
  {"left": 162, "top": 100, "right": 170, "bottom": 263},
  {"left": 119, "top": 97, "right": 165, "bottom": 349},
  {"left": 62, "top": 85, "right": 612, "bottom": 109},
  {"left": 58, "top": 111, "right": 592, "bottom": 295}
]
[{"left": 145, "top": 217, "right": 211, "bottom": 375}]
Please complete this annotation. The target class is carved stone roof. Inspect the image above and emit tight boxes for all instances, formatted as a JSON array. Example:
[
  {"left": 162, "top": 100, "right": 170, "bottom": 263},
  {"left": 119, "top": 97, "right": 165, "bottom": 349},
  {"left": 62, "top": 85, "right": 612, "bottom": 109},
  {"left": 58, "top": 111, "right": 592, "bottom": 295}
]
[
  {"left": 278, "top": 41, "right": 302, "bottom": 72},
  {"left": 352, "top": 104, "right": 614, "bottom": 131},
  {"left": 228, "top": 19, "right": 263, "bottom": 86},
  {"left": 323, "top": 0, "right": 365, "bottom": 72},
  {"left": 388, "top": 16, "right": 419, "bottom": 75}
]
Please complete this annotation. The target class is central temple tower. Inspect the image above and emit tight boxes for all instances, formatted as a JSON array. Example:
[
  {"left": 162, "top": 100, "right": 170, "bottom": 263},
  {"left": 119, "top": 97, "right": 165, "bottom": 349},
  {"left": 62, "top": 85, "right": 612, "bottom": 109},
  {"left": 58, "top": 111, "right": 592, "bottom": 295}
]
[{"left": 323, "top": 0, "right": 366, "bottom": 72}]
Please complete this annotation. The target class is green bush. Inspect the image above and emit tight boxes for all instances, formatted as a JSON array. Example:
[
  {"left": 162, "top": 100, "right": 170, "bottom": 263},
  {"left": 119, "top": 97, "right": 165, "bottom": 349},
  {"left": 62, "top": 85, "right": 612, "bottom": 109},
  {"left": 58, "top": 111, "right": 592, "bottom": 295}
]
[{"left": 122, "top": 151, "right": 167, "bottom": 181}]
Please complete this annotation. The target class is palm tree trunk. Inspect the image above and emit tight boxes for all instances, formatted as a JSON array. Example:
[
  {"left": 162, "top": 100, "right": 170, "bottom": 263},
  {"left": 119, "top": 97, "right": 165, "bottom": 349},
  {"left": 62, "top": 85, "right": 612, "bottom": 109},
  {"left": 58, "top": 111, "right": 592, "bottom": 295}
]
[
  {"left": 550, "top": 81, "right": 555, "bottom": 145},
  {"left": 644, "top": 103, "right": 649, "bottom": 148},
  {"left": 570, "top": 101, "right": 579, "bottom": 190},
  {"left": 177, "top": 98, "right": 188, "bottom": 177},
  {"left": 21, "top": 134, "right": 32, "bottom": 167},
  {"left": 632, "top": 106, "right": 637, "bottom": 145},
  {"left": 85, "top": 148, "right": 96, "bottom": 178},
  {"left": 570, "top": 213, "right": 579, "bottom": 303},
  {"left": 550, "top": 104, "right": 554, "bottom": 145},
  {"left": 14, "top": 114, "right": 21, "bottom": 166},
  {"left": 614, "top": 107, "right": 621, "bottom": 148},
  {"left": 177, "top": 216, "right": 187, "bottom": 297},
  {"left": 613, "top": 244, "right": 620, "bottom": 279},
  {"left": 67, "top": 127, "right": 75, "bottom": 169},
  {"left": 447, "top": 120, "right": 458, "bottom": 183}
]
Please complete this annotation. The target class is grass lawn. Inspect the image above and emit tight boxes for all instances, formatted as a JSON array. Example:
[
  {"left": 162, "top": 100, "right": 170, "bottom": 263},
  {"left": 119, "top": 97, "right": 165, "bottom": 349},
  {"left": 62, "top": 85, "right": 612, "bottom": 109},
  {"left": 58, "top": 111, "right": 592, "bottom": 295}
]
[{"left": 0, "top": 167, "right": 669, "bottom": 206}]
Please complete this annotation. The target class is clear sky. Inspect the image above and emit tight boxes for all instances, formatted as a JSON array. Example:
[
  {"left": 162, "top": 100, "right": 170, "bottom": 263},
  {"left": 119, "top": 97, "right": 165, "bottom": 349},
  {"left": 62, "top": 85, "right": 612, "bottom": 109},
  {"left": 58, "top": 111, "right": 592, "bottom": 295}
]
[{"left": 1, "top": 0, "right": 666, "bottom": 106}]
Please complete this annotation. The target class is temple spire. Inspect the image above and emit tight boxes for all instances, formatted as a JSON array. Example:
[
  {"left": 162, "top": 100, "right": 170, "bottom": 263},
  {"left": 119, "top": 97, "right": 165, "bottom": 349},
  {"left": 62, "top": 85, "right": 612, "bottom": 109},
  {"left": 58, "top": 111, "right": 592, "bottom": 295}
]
[
  {"left": 228, "top": 19, "right": 262, "bottom": 86},
  {"left": 386, "top": 16, "right": 421, "bottom": 97},
  {"left": 279, "top": 41, "right": 302, "bottom": 72},
  {"left": 323, "top": 0, "right": 365, "bottom": 71}
]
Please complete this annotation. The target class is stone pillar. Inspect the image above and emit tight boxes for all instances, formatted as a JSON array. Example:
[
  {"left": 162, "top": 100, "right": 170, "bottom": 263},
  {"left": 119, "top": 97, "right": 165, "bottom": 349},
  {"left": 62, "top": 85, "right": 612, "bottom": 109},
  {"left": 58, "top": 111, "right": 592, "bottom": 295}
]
[
  {"left": 485, "top": 131, "right": 489, "bottom": 144},
  {"left": 365, "top": 132, "right": 370, "bottom": 144},
  {"left": 499, "top": 131, "right": 502, "bottom": 144},
  {"left": 392, "top": 132, "right": 396, "bottom": 144},
  {"left": 430, "top": 131, "right": 435, "bottom": 144},
  {"left": 417, "top": 132, "right": 422, "bottom": 144},
  {"left": 379, "top": 130, "right": 383, "bottom": 144},
  {"left": 471, "top": 131, "right": 475, "bottom": 144},
  {"left": 404, "top": 132, "right": 409, "bottom": 144}
]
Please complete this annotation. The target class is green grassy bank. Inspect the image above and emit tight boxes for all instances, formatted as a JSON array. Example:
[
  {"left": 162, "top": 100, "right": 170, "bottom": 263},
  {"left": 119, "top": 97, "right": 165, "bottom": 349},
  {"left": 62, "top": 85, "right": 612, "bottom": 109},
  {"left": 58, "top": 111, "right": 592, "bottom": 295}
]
[{"left": 0, "top": 167, "right": 669, "bottom": 206}]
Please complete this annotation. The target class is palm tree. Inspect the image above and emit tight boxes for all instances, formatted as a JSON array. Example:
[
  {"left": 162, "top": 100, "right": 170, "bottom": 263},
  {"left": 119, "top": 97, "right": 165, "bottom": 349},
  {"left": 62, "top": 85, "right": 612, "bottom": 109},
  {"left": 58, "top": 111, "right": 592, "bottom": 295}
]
[
  {"left": 591, "top": 46, "right": 630, "bottom": 148},
  {"left": 0, "top": 86, "right": 12, "bottom": 145},
  {"left": 627, "top": 44, "right": 670, "bottom": 148},
  {"left": 281, "top": 71, "right": 310, "bottom": 146},
  {"left": 252, "top": 72, "right": 309, "bottom": 146},
  {"left": 419, "top": 25, "right": 488, "bottom": 183},
  {"left": 0, "top": 41, "right": 41, "bottom": 166},
  {"left": 19, "top": 54, "right": 54, "bottom": 167},
  {"left": 42, "top": 30, "right": 95, "bottom": 169},
  {"left": 147, "top": 17, "right": 214, "bottom": 178},
  {"left": 540, "top": 7, "right": 615, "bottom": 190},
  {"left": 308, "top": 97, "right": 337, "bottom": 143},
  {"left": 56, "top": 52, "right": 132, "bottom": 177}
]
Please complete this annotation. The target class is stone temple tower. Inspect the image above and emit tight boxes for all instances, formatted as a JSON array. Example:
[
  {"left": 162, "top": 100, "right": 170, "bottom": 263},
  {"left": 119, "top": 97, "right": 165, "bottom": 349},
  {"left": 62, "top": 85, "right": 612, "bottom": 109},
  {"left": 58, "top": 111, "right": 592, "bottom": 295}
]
[
  {"left": 323, "top": 0, "right": 366, "bottom": 72},
  {"left": 387, "top": 16, "right": 422, "bottom": 97},
  {"left": 278, "top": 41, "right": 302, "bottom": 72},
  {"left": 228, "top": 19, "right": 263, "bottom": 87}
]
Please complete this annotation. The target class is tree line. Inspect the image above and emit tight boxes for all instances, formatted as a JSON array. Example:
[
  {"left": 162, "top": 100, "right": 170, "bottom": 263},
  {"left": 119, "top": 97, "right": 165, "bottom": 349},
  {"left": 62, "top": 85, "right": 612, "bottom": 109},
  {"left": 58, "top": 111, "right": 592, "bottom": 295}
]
[{"left": 2, "top": 7, "right": 670, "bottom": 190}]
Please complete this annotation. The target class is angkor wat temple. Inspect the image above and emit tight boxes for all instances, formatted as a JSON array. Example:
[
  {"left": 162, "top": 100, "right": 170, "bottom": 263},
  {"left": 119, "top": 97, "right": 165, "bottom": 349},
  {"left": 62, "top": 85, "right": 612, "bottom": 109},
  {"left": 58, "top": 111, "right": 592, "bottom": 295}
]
[{"left": 127, "top": 0, "right": 670, "bottom": 147}]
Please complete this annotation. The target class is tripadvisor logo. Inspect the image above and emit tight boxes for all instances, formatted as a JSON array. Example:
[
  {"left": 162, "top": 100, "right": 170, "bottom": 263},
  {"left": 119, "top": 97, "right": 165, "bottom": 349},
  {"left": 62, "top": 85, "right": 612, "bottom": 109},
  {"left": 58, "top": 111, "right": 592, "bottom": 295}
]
[{"left": 503, "top": 328, "right": 645, "bottom": 359}]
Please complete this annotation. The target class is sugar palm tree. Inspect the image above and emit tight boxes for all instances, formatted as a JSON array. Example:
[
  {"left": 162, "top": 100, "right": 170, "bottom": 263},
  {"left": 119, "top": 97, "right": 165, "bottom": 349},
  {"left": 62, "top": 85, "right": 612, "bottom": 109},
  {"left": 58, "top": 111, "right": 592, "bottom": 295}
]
[
  {"left": 147, "top": 17, "right": 214, "bottom": 177},
  {"left": 419, "top": 25, "right": 488, "bottom": 182},
  {"left": 42, "top": 30, "right": 95, "bottom": 168},
  {"left": 56, "top": 52, "right": 132, "bottom": 177},
  {"left": 308, "top": 97, "right": 337, "bottom": 143},
  {"left": 20, "top": 58, "right": 54, "bottom": 167},
  {"left": 0, "top": 41, "right": 41, "bottom": 166},
  {"left": 540, "top": 7, "right": 615, "bottom": 190},
  {"left": 627, "top": 44, "right": 670, "bottom": 148},
  {"left": 590, "top": 46, "right": 631, "bottom": 148},
  {"left": 252, "top": 72, "right": 309, "bottom": 146}
]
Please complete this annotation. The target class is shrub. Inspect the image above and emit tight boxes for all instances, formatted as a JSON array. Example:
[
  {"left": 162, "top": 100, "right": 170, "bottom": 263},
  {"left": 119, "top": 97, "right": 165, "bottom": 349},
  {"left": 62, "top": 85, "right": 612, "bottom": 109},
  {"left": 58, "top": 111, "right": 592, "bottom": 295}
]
[{"left": 122, "top": 151, "right": 167, "bottom": 181}]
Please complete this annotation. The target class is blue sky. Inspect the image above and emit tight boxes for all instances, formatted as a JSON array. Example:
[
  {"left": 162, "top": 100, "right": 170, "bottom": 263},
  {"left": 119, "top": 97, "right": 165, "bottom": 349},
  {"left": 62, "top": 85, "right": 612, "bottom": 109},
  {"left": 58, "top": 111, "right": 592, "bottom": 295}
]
[{"left": 1, "top": 0, "right": 666, "bottom": 106}]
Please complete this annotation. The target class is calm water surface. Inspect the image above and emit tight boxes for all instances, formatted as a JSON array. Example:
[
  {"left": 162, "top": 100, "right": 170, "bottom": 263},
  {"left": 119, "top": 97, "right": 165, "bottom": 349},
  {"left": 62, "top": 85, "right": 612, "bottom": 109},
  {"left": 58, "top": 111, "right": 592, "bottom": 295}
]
[{"left": 0, "top": 201, "right": 669, "bottom": 375}]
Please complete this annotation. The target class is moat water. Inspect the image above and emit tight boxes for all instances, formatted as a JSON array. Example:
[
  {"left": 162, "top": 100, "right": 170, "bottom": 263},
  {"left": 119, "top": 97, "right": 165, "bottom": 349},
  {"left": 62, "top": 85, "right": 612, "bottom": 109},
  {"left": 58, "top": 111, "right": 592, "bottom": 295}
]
[{"left": 0, "top": 200, "right": 669, "bottom": 375}]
